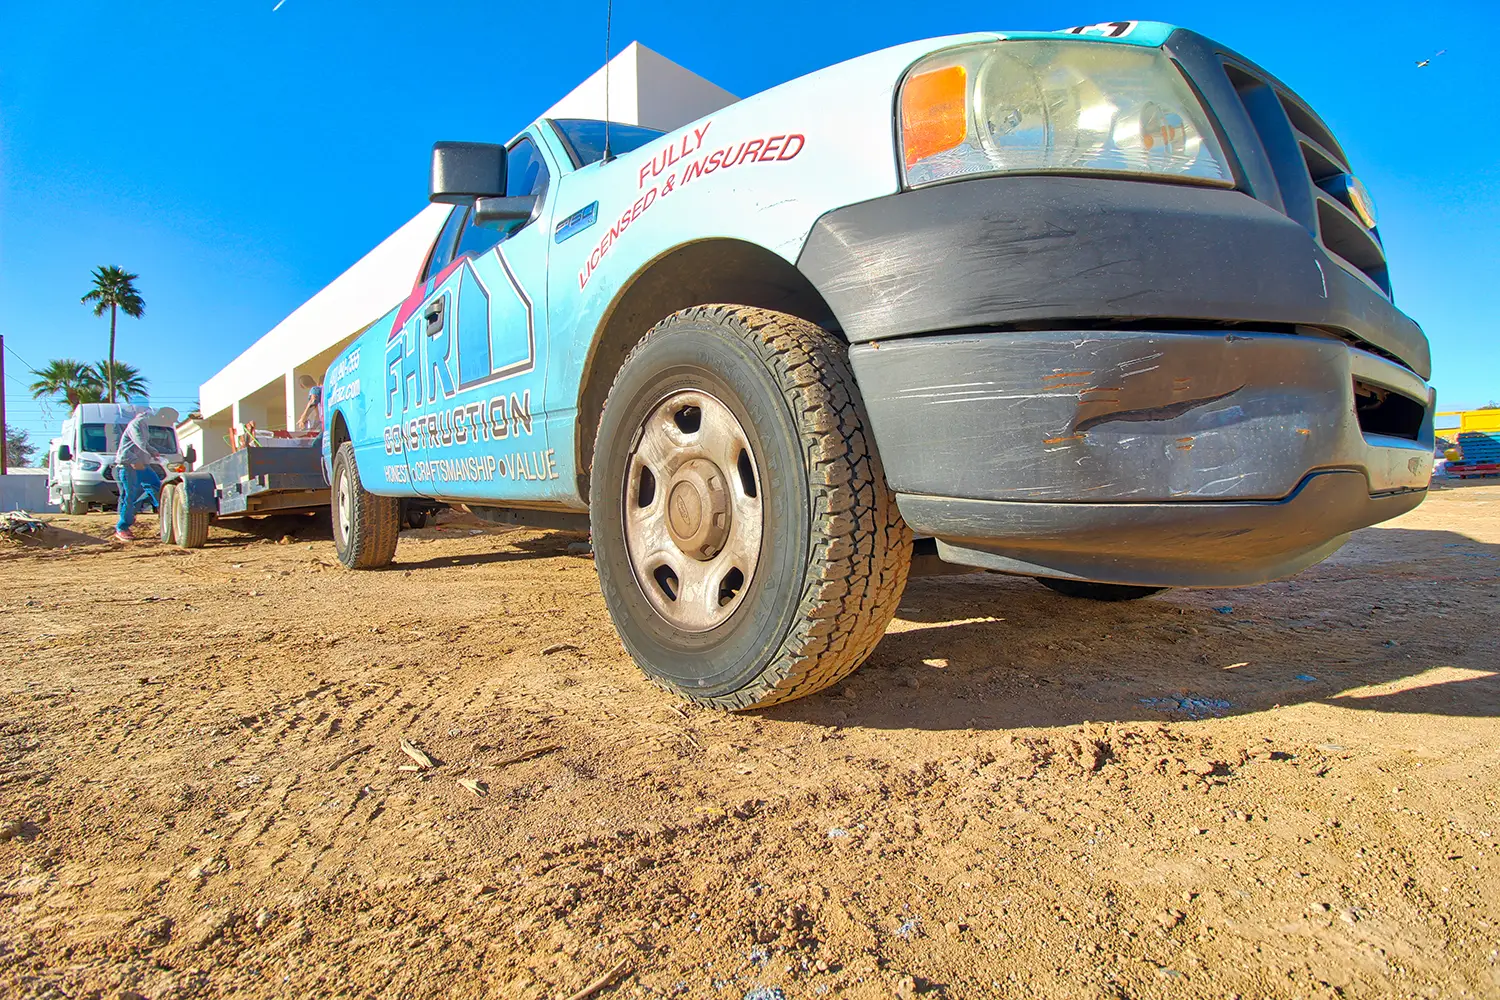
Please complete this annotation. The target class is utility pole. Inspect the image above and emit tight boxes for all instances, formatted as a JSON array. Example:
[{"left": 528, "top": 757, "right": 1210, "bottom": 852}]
[{"left": 0, "top": 334, "right": 8, "bottom": 473}]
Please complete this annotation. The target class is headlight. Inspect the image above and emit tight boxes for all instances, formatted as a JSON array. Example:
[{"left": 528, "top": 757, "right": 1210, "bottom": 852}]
[
  {"left": 901, "top": 40, "right": 1233, "bottom": 188},
  {"left": 78, "top": 459, "right": 101, "bottom": 472}
]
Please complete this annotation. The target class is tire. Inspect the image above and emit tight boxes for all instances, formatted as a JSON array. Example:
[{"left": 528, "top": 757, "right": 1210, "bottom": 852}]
[
  {"left": 159, "top": 482, "right": 179, "bottom": 545},
  {"left": 332, "top": 441, "right": 399, "bottom": 569},
  {"left": 1035, "top": 578, "right": 1167, "bottom": 602},
  {"left": 590, "top": 305, "right": 912, "bottom": 710},
  {"left": 173, "top": 485, "right": 210, "bottom": 549},
  {"left": 64, "top": 496, "right": 88, "bottom": 515}
]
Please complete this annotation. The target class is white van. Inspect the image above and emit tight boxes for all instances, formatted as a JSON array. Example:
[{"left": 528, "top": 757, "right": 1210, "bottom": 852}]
[{"left": 47, "top": 404, "right": 186, "bottom": 514}]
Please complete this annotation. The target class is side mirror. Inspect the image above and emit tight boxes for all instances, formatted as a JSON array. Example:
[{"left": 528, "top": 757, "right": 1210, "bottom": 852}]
[
  {"left": 185, "top": 445, "right": 197, "bottom": 466},
  {"left": 430, "top": 141, "right": 506, "bottom": 206},
  {"left": 473, "top": 195, "right": 539, "bottom": 231},
  {"left": 58, "top": 445, "right": 72, "bottom": 462}
]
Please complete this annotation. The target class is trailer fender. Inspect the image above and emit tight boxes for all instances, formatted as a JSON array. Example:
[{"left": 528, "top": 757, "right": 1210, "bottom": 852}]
[{"left": 177, "top": 471, "right": 219, "bottom": 516}]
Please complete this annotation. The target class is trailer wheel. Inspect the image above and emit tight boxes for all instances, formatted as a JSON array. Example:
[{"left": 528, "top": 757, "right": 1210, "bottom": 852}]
[
  {"left": 590, "top": 305, "right": 912, "bottom": 710},
  {"left": 159, "top": 482, "right": 179, "bottom": 545},
  {"left": 173, "top": 485, "right": 210, "bottom": 549},
  {"left": 1034, "top": 578, "right": 1167, "bottom": 602},
  {"left": 332, "top": 442, "right": 399, "bottom": 569}
]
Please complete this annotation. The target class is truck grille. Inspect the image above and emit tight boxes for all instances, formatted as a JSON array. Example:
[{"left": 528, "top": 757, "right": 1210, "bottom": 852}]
[{"left": 1220, "top": 61, "right": 1391, "bottom": 297}]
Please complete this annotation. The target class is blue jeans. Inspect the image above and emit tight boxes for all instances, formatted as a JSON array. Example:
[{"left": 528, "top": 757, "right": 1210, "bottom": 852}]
[{"left": 116, "top": 465, "right": 141, "bottom": 533}]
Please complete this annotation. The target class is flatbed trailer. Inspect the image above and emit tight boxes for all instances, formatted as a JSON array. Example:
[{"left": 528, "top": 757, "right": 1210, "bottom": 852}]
[{"left": 160, "top": 445, "right": 328, "bottom": 548}]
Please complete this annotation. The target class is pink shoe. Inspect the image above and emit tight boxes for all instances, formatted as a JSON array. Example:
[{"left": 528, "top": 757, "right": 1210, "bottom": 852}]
[{"left": 114, "top": 529, "right": 135, "bottom": 543}]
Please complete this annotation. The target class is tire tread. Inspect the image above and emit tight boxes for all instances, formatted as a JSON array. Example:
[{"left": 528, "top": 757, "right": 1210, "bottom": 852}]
[
  {"left": 334, "top": 442, "right": 400, "bottom": 569},
  {"left": 599, "top": 305, "right": 912, "bottom": 710}
]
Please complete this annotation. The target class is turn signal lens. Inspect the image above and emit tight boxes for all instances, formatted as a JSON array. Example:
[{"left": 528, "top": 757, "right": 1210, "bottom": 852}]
[{"left": 901, "top": 65, "right": 968, "bottom": 168}]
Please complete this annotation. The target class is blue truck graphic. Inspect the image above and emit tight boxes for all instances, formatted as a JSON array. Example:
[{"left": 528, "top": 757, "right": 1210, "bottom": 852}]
[{"left": 321, "top": 23, "right": 1435, "bottom": 709}]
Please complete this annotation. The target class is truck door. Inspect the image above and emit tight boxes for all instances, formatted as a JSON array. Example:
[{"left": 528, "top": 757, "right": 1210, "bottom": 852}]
[
  {"left": 383, "top": 205, "right": 467, "bottom": 492},
  {"left": 404, "top": 132, "right": 558, "bottom": 502}
]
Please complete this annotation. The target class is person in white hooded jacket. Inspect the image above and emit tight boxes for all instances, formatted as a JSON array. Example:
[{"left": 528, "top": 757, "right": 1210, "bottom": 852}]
[{"left": 113, "top": 408, "right": 164, "bottom": 543}]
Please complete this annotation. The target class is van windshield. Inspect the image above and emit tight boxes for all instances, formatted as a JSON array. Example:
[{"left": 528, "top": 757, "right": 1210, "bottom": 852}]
[
  {"left": 148, "top": 427, "right": 177, "bottom": 453},
  {"left": 77, "top": 422, "right": 178, "bottom": 455}
]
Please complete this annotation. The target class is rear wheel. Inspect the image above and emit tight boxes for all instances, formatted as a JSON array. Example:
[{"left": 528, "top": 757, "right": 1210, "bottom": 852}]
[
  {"left": 173, "top": 485, "right": 210, "bottom": 549},
  {"left": 1035, "top": 578, "right": 1167, "bottom": 602},
  {"left": 332, "top": 441, "right": 399, "bottom": 569},
  {"left": 590, "top": 305, "right": 912, "bottom": 710},
  {"left": 159, "top": 482, "right": 179, "bottom": 545},
  {"left": 64, "top": 496, "right": 88, "bottom": 515}
]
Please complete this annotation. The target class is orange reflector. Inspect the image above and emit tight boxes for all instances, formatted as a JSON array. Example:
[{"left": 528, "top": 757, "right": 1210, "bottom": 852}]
[{"left": 902, "top": 65, "right": 968, "bottom": 168}]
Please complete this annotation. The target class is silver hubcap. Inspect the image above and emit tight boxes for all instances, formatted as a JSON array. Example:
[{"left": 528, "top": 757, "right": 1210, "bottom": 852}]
[
  {"left": 336, "top": 469, "right": 352, "bottom": 545},
  {"left": 624, "top": 390, "right": 763, "bottom": 632}
]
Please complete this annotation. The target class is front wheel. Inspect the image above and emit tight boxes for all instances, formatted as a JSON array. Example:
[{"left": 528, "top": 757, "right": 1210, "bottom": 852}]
[
  {"left": 590, "top": 305, "right": 912, "bottom": 710},
  {"left": 1035, "top": 578, "right": 1167, "bottom": 602},
  {"left": 332, "top": 442, "right": 399, "bottom": 569}
]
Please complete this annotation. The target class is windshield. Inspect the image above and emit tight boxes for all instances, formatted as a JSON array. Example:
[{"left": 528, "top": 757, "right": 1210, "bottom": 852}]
[
  {"left": 78, "top": 421, "right": 177, "bottom": 455},
  {"left": 552, "top": 119, "right": 665, "bottom": 167},
  {"left": 148, "top": 427, "right": 177, "bottom": 453}
]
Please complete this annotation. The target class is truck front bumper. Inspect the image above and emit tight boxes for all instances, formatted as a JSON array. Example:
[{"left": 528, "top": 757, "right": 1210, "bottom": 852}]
[
  {"left": 803, "top": 175, "right": 1435, "bottom": 588},
  {"left": 850, "top": 330, "right": 1432, "bottom": 587}
]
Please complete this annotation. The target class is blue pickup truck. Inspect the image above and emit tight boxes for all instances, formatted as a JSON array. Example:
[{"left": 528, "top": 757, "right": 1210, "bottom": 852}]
[{"left": 322, "top": 21, "right": 1435, "bottom": 709}]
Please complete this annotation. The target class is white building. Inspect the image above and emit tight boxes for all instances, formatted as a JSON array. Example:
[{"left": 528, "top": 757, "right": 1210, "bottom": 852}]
[{"left": 178, "top": 43, "right": 736, "bottom": 466}]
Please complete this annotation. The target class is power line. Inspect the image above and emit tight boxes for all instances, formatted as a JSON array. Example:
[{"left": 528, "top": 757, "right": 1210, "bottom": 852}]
[{"left": 3, "top": 341, "right": 38, "bottom": 374}]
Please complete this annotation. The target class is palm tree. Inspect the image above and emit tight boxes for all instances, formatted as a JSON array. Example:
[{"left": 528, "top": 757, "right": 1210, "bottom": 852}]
[
  {"left": 29, "top": 359, "right": 101, "bottom": 409},
  {"left": 80, "top": 266, "right": 145, "bottom": 402},
  {"left": 88, "top": 360, "right": 149, "bottom": 401}
]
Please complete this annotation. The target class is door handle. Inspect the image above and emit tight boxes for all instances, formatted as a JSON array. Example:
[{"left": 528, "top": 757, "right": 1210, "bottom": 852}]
[{"left": 423, "top": 297, "right": 445, "bottom": 337}]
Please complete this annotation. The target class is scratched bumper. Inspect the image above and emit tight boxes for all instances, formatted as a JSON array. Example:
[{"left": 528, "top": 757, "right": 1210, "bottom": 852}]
[
  {"left": 797, "top": 175, "right": 1431, "bottom": 379},
  {"left": 850, "top": 328, "right": 1434, "bottom": 587}
]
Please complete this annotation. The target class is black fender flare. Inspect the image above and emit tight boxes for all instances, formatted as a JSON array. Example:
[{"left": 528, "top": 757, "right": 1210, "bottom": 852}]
[{"left": 171, "top": 471, "right": 218, "bottom": 515}]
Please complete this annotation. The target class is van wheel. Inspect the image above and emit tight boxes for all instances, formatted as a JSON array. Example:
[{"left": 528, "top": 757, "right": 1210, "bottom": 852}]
[
  {"left": 173, "top": 486, "right": 210, "bottom": 549},
  {"left": 332, "top": 441, "right": 399, "bottom": 569},
  {"left": 1035, "top": 578, "right": 1167, "bottom": 601},
  {"left": 160, "top": 483, "right": 180, "bottom": 545},
  {"left": 64, "top": 497, "right": 88, "bottom": 515},
  {"left": 590, "top": 305, "right": 913, "bottom": 710}
]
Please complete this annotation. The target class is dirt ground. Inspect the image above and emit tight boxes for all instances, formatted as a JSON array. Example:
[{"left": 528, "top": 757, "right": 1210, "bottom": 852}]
[{"left": 0, "top": 483, "right": 1496, "bottom": 1000}]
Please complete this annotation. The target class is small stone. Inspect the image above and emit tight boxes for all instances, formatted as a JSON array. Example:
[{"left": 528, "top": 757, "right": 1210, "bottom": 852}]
[
  {"left": 944, "top": 920, "right": 960, "bottom": 935},
  {"left": 186, "top": 909, "right": 236, "bottom": 950},
  {"left": 133, "top": 915, "right": 173, "bottom": 946},
  {"left": 566, "top": 541, "right": 593, "bottom": 556},
  {"left": 1340, "top": 908, "right": 1359, "bottom": 925},
  {"left": 0, "top": 818, "right": 24, "bottom": 842},
  {"left": 894, "top": 975, "right": 917, "bottom": 999},
  {"left": 904, "top": 676, "right": 920, "bottom": 690},
  {"left": 254, "top": 909, "right": 273, "bottom": 931},
  {"left": 188, "top": 857, "right": 226, "bottom": 880}
]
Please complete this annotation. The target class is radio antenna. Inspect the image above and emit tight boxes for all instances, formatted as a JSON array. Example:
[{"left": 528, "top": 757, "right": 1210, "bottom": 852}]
[{"left": 602, "top": 0, "right": 615, "bottom": 162}]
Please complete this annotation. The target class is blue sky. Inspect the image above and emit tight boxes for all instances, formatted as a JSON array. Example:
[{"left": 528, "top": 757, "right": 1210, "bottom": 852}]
[{"left": 1, "top": 0, "right": 1494, "bottom": 454}]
